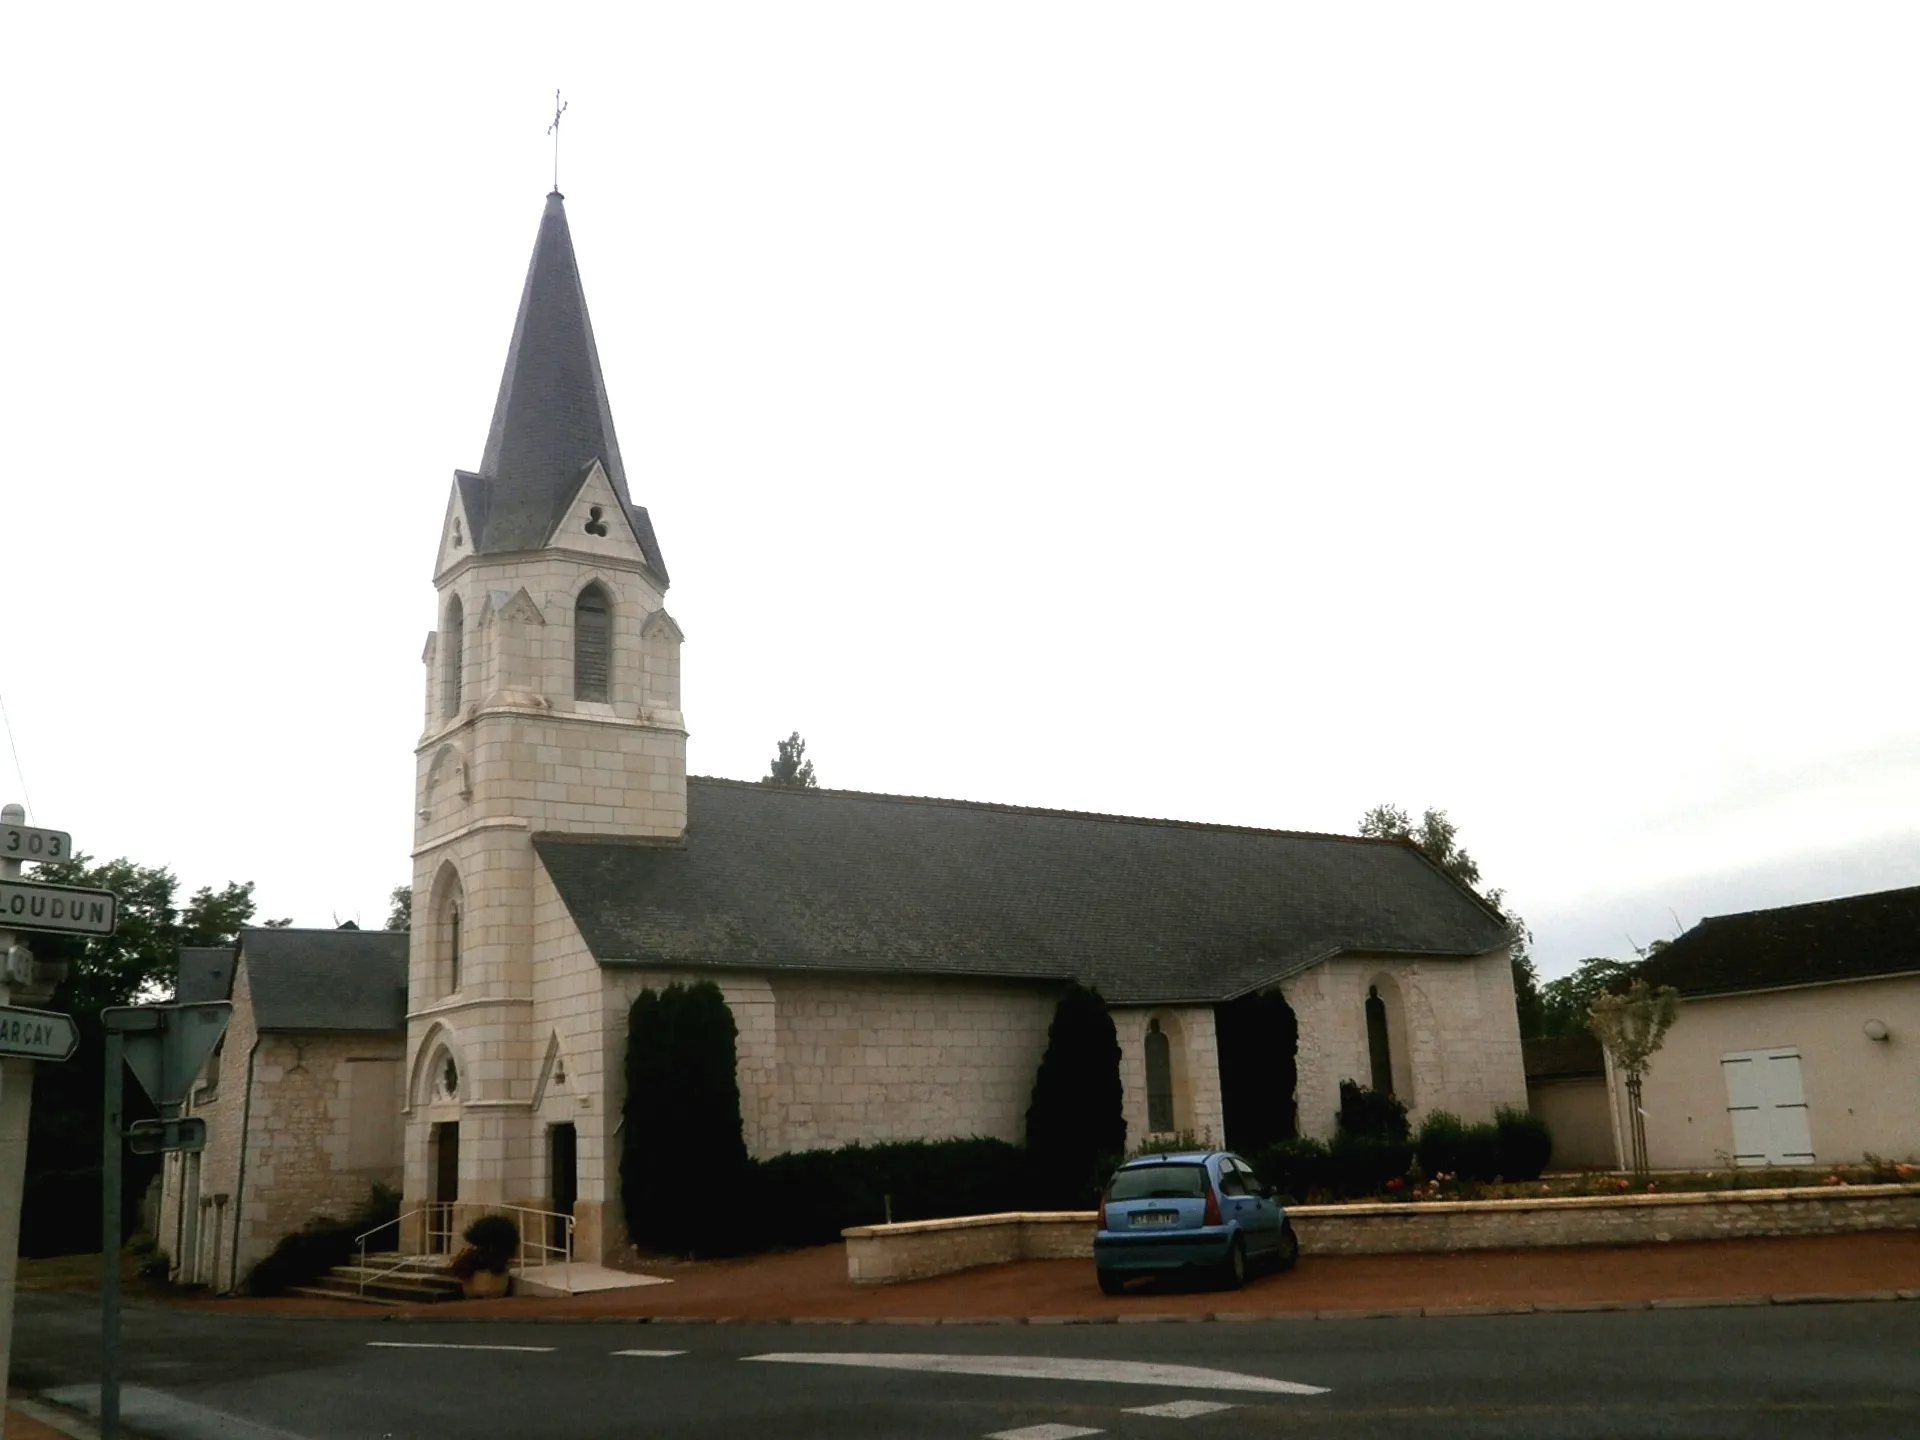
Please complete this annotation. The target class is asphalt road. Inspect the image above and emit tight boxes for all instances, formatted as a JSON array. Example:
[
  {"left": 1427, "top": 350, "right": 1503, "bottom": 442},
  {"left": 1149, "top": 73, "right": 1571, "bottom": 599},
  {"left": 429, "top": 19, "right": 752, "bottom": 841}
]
[{"left": 13, "top": 1293, "right": 1920, "bottom": 1440}]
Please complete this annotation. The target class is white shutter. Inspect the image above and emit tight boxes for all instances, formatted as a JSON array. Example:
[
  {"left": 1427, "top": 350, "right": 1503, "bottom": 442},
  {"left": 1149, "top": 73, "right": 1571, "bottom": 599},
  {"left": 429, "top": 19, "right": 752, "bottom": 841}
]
[
  {"left": 1762, "top": 1050, "right": 1815, "bottom": 1163},
  {"left": 1721, "top": 1054, "right": 1770, "bottom": 1165},
  {"left": 1723, "top": 1048, "right": 1814, "bottom": 1165}
]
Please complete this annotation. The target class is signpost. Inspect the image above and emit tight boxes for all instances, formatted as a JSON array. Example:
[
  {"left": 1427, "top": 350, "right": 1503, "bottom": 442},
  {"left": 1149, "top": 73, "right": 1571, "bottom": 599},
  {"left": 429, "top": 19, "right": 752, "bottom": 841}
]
[
  {"left": 0, "top": 824, "right": 70, "bottom": 863},
  {"left": 126, "top": 1117, "right": 207, "bottom": 1156},
  {"left": 0, "top": 804, "right": 99, "bottom": 1440},
  {"left": 0, "top": 879, "right": 116, "bottom": 937},
  {"left": 0, "top": 1006, "right": 78, "bottom": 1063}
]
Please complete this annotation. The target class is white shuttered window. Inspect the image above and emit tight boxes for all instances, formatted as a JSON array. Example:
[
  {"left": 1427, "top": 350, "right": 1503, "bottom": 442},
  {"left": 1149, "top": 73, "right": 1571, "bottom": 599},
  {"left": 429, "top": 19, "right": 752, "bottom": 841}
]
[{"left": 1722, "top": 1048, "right": 1815, "bottom": 1166}]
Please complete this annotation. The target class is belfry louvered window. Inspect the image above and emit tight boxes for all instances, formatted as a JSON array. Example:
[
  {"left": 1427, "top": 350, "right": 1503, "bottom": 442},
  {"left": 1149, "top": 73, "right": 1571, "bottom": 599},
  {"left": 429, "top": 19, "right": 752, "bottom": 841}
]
[
  {"left": 442, "top": 595, "right": 464, "bottom": 718},
  {"left": 574, "top": 585, "right": 611, "bottom": 702}
]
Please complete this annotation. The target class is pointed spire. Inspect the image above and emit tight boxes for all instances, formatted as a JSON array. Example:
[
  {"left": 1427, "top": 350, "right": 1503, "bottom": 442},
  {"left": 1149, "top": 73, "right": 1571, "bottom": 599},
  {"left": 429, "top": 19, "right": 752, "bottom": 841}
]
[{"left": 466, "top": 191, "right": 644, "bottom": 560}]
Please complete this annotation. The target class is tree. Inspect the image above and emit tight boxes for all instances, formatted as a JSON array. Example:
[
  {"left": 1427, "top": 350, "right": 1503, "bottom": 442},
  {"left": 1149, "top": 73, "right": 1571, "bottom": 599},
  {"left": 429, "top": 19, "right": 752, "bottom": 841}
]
[
  {"left": 1358, "top": 804, "right": 1537, "bottom": 1032},
  {"left": 621, "top": 981, "right": 750, "bottom": 1256},
  {"left": 1588, "top": 979, "right": 1680, "bottom": 1178},
  {"left": 1538, "top": 957, "right": 1639, "bottom": 1038},
  {"left": 386, "top": 885, "right": 412, "bottom": 931},
  {"left": 1024, "top": 983, "right": 1125, "bottom": 1207},
  {"left": 20, "top": 854, "right": 263, "bottom": 1255},
  {"left": 760, "top": 732, "right": 818, "bottom": 789}
]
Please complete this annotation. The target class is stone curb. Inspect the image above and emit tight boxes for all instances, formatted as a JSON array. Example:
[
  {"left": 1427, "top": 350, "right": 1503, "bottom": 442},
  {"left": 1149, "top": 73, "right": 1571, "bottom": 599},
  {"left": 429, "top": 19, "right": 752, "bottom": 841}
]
[{"left": 180, "top": 1289, "right": 1920, "bottom": 1325}]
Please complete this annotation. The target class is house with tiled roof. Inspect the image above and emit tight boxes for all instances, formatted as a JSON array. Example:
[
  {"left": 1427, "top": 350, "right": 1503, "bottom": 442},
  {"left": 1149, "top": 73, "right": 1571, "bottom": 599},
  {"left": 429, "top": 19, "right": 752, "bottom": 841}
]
[
  {"left": 158, "top": 929, "right": 407, "bottom": 1291},
  {"left": 167, "top": 190, "right": 1530, "bottom": 1284},
  {"left": 1613, "top": 886, "right": 1920, "bottom": 1170}
]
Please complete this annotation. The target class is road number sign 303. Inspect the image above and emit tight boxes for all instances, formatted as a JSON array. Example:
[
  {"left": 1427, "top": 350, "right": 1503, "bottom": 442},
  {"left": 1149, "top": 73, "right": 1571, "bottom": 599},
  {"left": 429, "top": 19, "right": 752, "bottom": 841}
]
[{"left": 2, "top": 825, "right": 69, "bottom": 862}]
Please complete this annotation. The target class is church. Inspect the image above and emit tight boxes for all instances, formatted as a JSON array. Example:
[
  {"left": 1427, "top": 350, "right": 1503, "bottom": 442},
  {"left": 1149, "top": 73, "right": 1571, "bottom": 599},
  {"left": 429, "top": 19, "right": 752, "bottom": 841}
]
[{"left": 159, "top": 191, "right": 1527, "bottom": 1289}]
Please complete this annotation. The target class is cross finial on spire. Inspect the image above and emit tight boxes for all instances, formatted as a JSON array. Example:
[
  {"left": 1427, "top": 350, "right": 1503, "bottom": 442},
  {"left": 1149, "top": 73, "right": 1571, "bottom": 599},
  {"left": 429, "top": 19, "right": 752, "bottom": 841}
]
[{"left": 548, "top": 89, "right": 569, "bottom": 193}]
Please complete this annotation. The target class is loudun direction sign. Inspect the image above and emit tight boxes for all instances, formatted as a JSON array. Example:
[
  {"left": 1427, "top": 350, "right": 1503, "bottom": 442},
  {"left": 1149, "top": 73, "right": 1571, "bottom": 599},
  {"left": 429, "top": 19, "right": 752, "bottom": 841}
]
[
  {"left": 0, "top": 879, "right": 117, "bottom": 936},
  {"left": 0, "top": 1005, "right": 79, "bottom": 1062}
]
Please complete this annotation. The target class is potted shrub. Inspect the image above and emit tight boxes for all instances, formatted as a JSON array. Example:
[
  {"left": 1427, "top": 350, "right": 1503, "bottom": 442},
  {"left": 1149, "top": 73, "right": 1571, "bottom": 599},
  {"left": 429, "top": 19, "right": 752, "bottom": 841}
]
[{"left": 447, "top": 1213, "right": 519, "bottom": 1299}]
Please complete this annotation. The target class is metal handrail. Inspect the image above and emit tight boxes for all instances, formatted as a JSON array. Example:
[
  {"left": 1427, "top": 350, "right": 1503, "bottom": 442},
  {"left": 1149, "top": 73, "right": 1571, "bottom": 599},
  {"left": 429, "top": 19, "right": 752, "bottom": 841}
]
[{"left": 355, "top": 1202, "right": 575, "bottom": 1296}]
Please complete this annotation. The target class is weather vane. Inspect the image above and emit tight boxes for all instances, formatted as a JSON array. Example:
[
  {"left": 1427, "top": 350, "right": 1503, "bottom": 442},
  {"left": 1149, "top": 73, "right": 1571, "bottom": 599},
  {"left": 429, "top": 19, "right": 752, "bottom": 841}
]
[{"left": 548, "top": 89, "right": 569, "bottom": 193}]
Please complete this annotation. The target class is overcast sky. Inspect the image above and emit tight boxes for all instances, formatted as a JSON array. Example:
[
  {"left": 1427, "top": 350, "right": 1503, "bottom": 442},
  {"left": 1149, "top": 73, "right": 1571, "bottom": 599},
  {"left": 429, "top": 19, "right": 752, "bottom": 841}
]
[{"left": 4, "top": 5, "right": 1916, "bottom": 977}]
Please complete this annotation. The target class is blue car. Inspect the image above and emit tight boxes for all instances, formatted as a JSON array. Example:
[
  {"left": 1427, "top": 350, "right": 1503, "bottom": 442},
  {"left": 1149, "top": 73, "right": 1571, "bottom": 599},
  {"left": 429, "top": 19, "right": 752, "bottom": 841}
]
[{"left": 1094, "top": 1149, "right": 1298, "bottom": 1294}]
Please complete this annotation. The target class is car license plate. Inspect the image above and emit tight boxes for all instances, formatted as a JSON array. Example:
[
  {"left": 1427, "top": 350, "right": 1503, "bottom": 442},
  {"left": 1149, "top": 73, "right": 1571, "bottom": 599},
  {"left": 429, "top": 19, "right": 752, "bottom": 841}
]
[{"left": 1132, "top": 1211, "right": 1178, "bottom": 1227}]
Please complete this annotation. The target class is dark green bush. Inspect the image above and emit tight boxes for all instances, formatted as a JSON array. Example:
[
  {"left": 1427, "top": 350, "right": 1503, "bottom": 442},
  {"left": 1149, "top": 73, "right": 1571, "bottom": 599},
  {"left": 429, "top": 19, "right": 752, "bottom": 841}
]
[
  {"left": 1250, "top": 1137, "right": 1333, "bottom": 1204},
  {"left": 463, "top": 1213, "right": 520, "bottom": 1266},
  {"left": 245, "top": 1186, "right": 398, "bottom": 1296},
  {"left": 622, "top": 981, "right": 751, "bottom": 1257},
  {"left": 1415, "top": 1109, "right": 1505, "bottom": 1182},
  {"left": 1024, "top": 983, "right": 1125, "bottom": 1209},
  {"left": 1495, "top": 1107, "right": 1553, "bottom": 1181},
  {"left": 1337, "top": 1080, "right": 1410, "bottom": 1142},
  {"left": 1329, "top": 1133, "right": 1414, "bottom": 1195},
  {"left": 755, "top": 1138, "right": 1030, "bottom": 1250}
]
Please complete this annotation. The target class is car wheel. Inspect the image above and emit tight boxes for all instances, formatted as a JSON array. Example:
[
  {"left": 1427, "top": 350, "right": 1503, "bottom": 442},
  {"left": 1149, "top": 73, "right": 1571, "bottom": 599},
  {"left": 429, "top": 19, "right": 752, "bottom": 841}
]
[
  {"left": 1272, "top": 1221, "right": 1299, "bottom": 1273},
  {"left": 1097, "top": 1268, "right": 1126, "bottom": 1296},
  {"left": 1219, "top": 1238, "right": 1247, "bottom": 1291}
]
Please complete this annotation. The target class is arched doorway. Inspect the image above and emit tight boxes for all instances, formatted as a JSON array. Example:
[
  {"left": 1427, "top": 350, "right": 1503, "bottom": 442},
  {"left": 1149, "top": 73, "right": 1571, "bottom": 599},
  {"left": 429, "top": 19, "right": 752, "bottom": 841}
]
[{"left": 1214, "top": 989, "right": 1299, "bottom": 1153}]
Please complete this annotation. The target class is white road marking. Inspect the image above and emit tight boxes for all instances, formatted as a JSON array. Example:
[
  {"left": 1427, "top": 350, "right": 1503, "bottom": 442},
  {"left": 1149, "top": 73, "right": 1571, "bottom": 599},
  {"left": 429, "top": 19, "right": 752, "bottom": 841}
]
[
  {"left": 986, "top": 1426, "right": 1104, "bottom": 1440},
  {"left": 613, "top": 1348, "right": 689, "bottom": 1357},
  {"left": 366, "top": 1341, "right": 556, "bottom": 1352},
  {"left": 744, "top": 1353, "right": 1329, "bottom": 1395},
  {"left": 1125, "top": 1399, "right": 1237, "bottom": 1419}
]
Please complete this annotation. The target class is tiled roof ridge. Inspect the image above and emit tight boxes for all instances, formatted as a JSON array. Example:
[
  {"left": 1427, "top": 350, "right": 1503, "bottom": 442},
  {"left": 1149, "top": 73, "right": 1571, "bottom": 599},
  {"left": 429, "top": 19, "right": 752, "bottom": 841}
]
[
  {"left": 239, "top": 925, "right": 403, "bottom": 936},
  {"left": 1695, "top": 881, "right": 1920, "bottom": 929},
  {"left": 685, "top": 774, "right": 1416, "bottom": 847}
]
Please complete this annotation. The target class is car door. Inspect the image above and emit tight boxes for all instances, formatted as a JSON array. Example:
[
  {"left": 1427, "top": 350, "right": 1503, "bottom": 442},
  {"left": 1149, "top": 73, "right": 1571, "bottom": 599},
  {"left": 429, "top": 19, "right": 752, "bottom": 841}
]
[
  {"left": 1228, "top": 1155, "right": 1280, "bottom": 1253},
  {"left": 1215, "top": 1157, "right": 1269, "bottom": 1254}
]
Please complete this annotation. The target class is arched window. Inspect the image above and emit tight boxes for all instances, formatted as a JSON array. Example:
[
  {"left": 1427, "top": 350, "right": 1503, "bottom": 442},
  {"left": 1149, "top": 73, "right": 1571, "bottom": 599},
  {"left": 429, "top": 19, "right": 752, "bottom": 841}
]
[
  {"left": 574, "top": 584, "right": 611, "bottom": 702},
  {"left": 1145, "top": 1019, "right": 1175, "bottom": 1133},
  {"left": 445, "top": 894, "right": 462, "bottom": 994},
  {"left": 441, "top": 595, "right": 464, "bottom": 718},
  {"left": 1366, "top": 985, "right": 1393, "bottom": 1095}
]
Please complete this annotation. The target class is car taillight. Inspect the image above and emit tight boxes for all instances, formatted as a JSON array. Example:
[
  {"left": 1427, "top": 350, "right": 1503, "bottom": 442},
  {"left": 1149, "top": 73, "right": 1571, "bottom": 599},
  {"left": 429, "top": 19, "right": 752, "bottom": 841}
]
[
  {"left": 1202, "top": 1183, "right": 1223, "bottom": 1227},
  {"left": 1098, "top": 1196, "right": 1112, "bottom": 1231}
]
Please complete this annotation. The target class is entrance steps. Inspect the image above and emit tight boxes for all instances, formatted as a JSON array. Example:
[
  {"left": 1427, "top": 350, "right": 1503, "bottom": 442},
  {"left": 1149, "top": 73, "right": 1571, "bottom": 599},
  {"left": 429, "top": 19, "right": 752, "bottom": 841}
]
[{"left": 290, "top": 1253, "right": 464, "bottom": 1306}]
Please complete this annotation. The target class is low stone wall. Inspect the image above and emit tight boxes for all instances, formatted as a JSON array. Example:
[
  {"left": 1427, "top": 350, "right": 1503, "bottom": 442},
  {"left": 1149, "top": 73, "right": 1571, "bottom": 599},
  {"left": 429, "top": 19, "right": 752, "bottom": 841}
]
[
  {"left": 840, "top": 1184, "right": 1920, "bottom": 1284},
  {"left": 843, "top": 1212, "right": 1099, "bottom": 1285}
]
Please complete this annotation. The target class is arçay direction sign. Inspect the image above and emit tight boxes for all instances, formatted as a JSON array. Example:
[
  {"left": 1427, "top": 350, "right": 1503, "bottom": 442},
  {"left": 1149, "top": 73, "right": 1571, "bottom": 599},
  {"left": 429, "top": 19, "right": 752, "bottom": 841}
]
[
  {"left": 0, "top": 1006, "right": 78, "bottom": 1062},
  {"left": 0, "top": 879, "right": 116, "bottom": 936}
]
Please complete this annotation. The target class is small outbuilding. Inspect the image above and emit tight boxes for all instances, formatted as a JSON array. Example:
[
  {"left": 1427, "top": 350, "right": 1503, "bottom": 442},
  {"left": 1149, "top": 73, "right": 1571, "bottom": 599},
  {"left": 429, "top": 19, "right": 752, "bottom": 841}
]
[{"left": 1617, "top": 885, "right": 1919, "bottom": 1170}]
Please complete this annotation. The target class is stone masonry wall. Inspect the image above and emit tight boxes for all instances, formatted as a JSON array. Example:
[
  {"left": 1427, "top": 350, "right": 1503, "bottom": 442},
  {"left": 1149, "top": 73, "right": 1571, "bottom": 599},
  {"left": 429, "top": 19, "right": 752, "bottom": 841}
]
[
  {"left": 1114, "top": 1007, "right": 1224, "bottom": 1149},
  {"left": 230, "top": 1031, "right": 404, "bottom": 1285}
]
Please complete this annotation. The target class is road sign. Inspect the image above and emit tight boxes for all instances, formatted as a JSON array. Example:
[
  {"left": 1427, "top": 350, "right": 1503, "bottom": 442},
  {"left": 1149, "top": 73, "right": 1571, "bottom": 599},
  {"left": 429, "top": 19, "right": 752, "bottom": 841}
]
[
  {"left": 0, "top": 1005, "right": 78, "bottom": 1062},
  {"left": 104, "top": 1002, "right": 232, "bottom": 1108},
  {"left": 0, "top": 879, "right": 116, "bottom": 936},
  {"left": 126, "top": 1117, "right": 207, "bottom": 1155},
  {"left": 0, "top": 824, "right": 70, "bottom": 864}
]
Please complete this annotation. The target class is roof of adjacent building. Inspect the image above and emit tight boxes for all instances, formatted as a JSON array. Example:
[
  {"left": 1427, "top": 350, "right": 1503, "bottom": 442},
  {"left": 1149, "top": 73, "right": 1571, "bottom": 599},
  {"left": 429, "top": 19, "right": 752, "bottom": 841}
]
[
  {"left": 175, "top": 946, "right": 236, "bottom": 1005},
  {"left": 1632, "top": 884, "right": 1920, "bottom": 998},
  {"left": 534, "top": 778, "right": 1513, "bottom": 1004},
  {"left": 236, "top": 927, "right": 409, "bottom": 1033},
  {"left": 1522, "top": 1033, "right": 1606, "bottom": 1080},
  {"left": 457, "top": 191, "right": 668, "bottom": 578}
]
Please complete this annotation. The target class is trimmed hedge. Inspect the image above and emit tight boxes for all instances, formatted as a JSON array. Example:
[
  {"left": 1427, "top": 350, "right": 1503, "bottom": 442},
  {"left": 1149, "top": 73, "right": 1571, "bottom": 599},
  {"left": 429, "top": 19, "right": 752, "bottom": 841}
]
[
  {"left": 1496, "top": 1106, "right": 1553, "bottom": 1182},
  {"left": 754, "top": 1138, "right": 1031, "bottom": 1250},
  {"left": 1337, "top": 1080, "right": 1410, "bottom": 1142}
]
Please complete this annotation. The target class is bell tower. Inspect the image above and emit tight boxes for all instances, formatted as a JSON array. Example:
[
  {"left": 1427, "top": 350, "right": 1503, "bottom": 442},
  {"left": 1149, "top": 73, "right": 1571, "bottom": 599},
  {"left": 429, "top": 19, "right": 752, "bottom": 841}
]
[{"left": 403, "top": 191, "right": 685, "bottom": 1245}]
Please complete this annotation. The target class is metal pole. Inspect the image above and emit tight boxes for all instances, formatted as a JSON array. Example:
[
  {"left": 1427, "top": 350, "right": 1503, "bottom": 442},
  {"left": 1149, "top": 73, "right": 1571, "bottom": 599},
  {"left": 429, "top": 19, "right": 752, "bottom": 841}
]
[{"left": 101, "top": 1029, "right": 122, "bottom": 1440}]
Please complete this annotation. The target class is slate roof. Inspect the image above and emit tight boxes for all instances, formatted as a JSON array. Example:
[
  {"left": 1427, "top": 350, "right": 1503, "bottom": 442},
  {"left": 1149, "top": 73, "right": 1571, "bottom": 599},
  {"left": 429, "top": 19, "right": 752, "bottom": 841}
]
[
  {"left": 1522, "top": 1033, "right": 1606, "bottom": 1080},
  {"left": 457, "top": 191, "right": 668, "bottom": 579},
  {"left": 535, "top": 779, "right": 1512, "bottom": 1004},
  {"left": 237, "top": 928, "right": 409, "bottom": 1033},
  {"left": 175, "top": 946, "right": 236, "bottom": 1005},
  {"left": 1633, "top": 884, "right": 1920, "bottom": 998}
]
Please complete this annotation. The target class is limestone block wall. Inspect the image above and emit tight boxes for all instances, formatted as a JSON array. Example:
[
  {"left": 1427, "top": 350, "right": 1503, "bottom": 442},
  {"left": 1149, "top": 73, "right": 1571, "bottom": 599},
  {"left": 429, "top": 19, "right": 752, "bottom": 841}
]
[
  {"left": 1282, "top": 950, "right": 1525, "bottom": 1140},
  {"left": 227, "top": 1031, "right": 405, "bottom": 1285},
  {"left": 1114, "top": 1006, "right": 1224, "bottom": 1149}
]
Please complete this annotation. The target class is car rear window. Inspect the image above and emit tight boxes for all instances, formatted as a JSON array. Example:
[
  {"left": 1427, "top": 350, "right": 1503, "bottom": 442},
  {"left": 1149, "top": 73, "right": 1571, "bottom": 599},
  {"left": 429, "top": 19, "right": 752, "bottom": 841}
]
[{"left": 1108, "top": 1164, "right": 1209, "bottom": 1201}]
